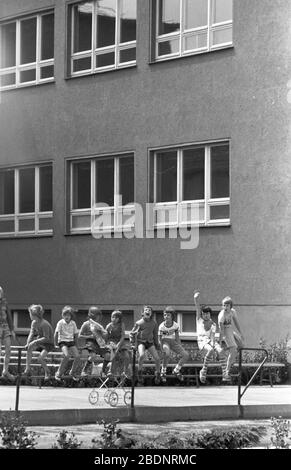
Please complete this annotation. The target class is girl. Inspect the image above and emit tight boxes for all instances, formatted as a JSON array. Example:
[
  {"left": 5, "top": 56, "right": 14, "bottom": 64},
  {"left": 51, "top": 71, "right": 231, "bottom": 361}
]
[
  {"left": 0, "top": 286, "right": 16, "bottom": 381},
  {"left": 158, "top": 306, "right": 188, "bottom": 383},
  {"left": 23, "top": 304, "right": 54, "bottom": 380},
  {"left": 218, "top": 296, "right": 244, "bottom": 381},
  {"left": 194, "top": 291, "right": 228, "bottom": 383},
  {"left": 54, "top": 306, "right": 80, "bottom": 381},
  {"left": 129, "top": 305, "right": 161, "bottom": 385},
  {"left": 78, "top": 306, "right": 111, "bottom": 378},
  {"left": 105, "top": 310, "right": 130, "bottom": 377}
]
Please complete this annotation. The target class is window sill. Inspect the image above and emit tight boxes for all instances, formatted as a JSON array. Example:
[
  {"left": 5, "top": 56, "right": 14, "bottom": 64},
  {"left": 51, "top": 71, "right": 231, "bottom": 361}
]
[
  {"left": 65, "top": 64, "right": 137, "bottom": 81},
  {"left": 0, "top": 233, "right": 53, "bottom": 239},
  {"left": 149, "top": 44, "right": 234, "bottom": 66},
  {"left": 0, "top": 79, "right": 55, "bottom": 92}
]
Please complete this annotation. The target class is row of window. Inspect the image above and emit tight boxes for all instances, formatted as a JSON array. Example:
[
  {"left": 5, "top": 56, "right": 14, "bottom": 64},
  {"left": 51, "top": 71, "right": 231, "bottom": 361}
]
[
  {"left": 0, "top": 141, "right": 230, "bottom": 237},
  {"left": 12, "top": 308, "right": 219, "bottom": 336},
  {"left": 0, "top": 0, "right": 233, "bottom": 90}
]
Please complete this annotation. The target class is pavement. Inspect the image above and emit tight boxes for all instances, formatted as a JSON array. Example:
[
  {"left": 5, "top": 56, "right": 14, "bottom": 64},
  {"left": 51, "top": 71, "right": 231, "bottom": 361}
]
[{"left": 1, "top": 384, "right": 291, "bottom": 425}]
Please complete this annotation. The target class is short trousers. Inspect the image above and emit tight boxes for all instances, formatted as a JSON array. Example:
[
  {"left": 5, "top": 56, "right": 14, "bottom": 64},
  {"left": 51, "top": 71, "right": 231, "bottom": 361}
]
[
  {"left": 137, "top": 341, "right": 155, "bottom": 350},
  {"left": 0, "top": 325, "right": 11, "bottom": 341},
  {"left": 84, "top": 339, "right": 110, "bottom": 356},
  {"left": 35, "top": 343, "right": 54, "bottom": 353},
  {"left": 58, "top": 341, "right": 76, "bottom": 348},
  {"left": 162, "top": 338, "right": 186, "bottom": 356}
]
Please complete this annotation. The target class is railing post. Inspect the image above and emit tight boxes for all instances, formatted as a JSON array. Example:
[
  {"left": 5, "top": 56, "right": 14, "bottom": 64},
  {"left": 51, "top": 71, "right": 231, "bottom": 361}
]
[
  {"left": 130, "top": 347, "right": 136, "bottom": 411},
  {"left": 238, "top": 348, "right": 242, "bottom": 406},
  {"left": 15, "top": 348, "right": 22, "bottom": 411}
]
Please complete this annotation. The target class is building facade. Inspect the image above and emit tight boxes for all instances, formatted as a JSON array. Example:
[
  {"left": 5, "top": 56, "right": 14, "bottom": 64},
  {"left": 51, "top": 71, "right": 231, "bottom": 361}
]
[{"left": 0, "top": 0, "right": 290, "bottom": 346}]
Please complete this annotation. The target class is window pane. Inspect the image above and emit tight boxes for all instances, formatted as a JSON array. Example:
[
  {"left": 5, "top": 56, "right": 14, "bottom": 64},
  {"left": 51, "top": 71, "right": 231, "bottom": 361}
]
[
  {"left": 71, "top": 213, "right": 91, "bottom": 229},
  {"left": 184, "top": 30, "right": 207, "bottom": 51},
  {"left": 210, "top": 205, "right": 229, "bottom": 220},
  {"left": 183, "top": 148, "right": 204, "bottom": 200},
  {"left": 185, "top": 0, "right": 208, "bottom": 30},
  {"left": 20, "top": 69, "right": 36, "bottom": 83},
  {"left": 39, "top": 217, "right": 53, "bottom": 231},
  {"left": 73, "top": 3, "right": 92, "bottom": 53},
  {"left": 96, "top": 0, "right": 116, "bottom": 48},
  {"left": 119, "top": 156, "right": 134, "bottom": 205},
  {"left": 96, "top": 159, "right": 114, "bottom": 206},
  {"left": 40, "top": 65, "right": 54, "bottom": 79},
  {"left": 120, "top": 0, "right": 136, "bottom": 43},
  {"left": 212, "top": 0, "right": 233, "bottom": 23},
  {"left": 119, "top": 47, "right": 136, "bottom": 63},
  {"left": 73, "top": 57, "right": 92, "bottom": 72},
  {"left": 0, "top": 219, "right": 14, "bottom": 233},
  {"left": 96, "top": 52, "right": 115, "bottom": 68},
  {"left": 156, "top": 151, "right": 177, "bottom": 202},
  {"left": 19, "top": 168, "right": 35, "bottom": 213},
  {"left": 211, "top": 144, "right": 229, "bottom": 198},
  {"left": 158, "top": 38, "right": 179, "bottom": 56},
  {"left": 0, "top": 170, "right": 14, "bottom": 214},
  {"left": 121, "top": 311, "right": 134, "bottom": 330},
  {"left": 39, "top": 165, "right": 52, "bottom": 212},
  {"left": 0, "top": 73, "right": 16, "bottom": 87},
  {"left": 158, "top": 0, "right": 180, "bottom": 35},
  {"left": 19, "top": 218, "right": 35, "bottom": 232},
  {"left": 181, "top": 313, "right": 195, "bottom": 332},
  {"left": 72, "top": 161, "right": 91, "bottom": 209},
  {"left": 212, "top": 26, "right": 232, "bottom": 45},
  {"left": 41, "top": 13, "right": 54, "bottom": 60},
  {"left": 0, "top": 22, "right": 16, "bottom": 68},
  {"left": 20, "top": 18, "right": 37, "bottom": 64}
]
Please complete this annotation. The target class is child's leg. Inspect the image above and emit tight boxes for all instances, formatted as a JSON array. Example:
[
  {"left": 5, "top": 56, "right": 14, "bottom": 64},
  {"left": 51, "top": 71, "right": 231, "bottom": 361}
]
[
  {"left": 161, "top": 342, "right": 170, "bottom": 371},
  {"left": 214, "top": 343, "right": 228, "bottom": 377},
  {"left": 38, "top": 349, "right": 49, "bottom": 378},
  {"left": 137, "top": 343, "right": 146, "bottom": 371},
  {"left": 200, "top": 344, "right": 213, "bottom": 381},
  {"left": 225, "top": 346, "right": 236, "bottom": 376},
  {"left": 57, "top": 345, "right": 70, "bottom": 377},
  {"left": 171, "top": 341, "right": 189, "bottom": 373},
  {"left": 68, "top": 346, "right": 81, "bottom": 376},
  {"left": 102, "top": 351, "right": 111, "bottom": 374},
  {"left": 121, "top": 350, "right": 130, "bottom": 376},
  {"left": 2, "top": 335, "right": 13, "bottom": 376},
  {"left": 25, "top": 342, "right": 37, "bottom": 373},
  {"left": 148, "top": 345, "right": 161, "bottom": 374}
]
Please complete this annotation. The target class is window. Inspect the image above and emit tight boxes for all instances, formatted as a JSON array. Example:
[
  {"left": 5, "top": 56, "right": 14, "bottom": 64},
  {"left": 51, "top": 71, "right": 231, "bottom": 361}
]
[
  {"left": 152, "top": 0, "right": 233, "bottom": 61},
  {"left": 12, "top": 309, "right": 52, "bottom": 334},
  {"left": 69, "top": 154, "right": 135, "bottom": 233},
  {"left": 0, "top": 164, "right": 53, "bottom": 236},
  {"left": 69, "top": 0, "right": 136, "bottom": 76},
  {"left": 0, "top": 11, "right": 54, "bottom": 90},
  {"left": 150, "top": 142, "right": 230, "bottom": 227}
]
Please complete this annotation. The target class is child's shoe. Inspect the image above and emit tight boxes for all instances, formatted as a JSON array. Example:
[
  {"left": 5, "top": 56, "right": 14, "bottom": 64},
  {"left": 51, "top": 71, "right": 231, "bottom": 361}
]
[
  {"left": 173, "top": 368, "right": 184, "bottom": 382},
  {"left": 44, "top": 372, "right": 50, "bottom": 381},
  {"left": 222, "top": 374, "right": 231, "bottom": 383},
  {"left": 199, "top": 370, "right": 207, "bottom": 384},
  {"left": 160, "top": 368, "right": 167, "bottom": 383},
  {"left": 1, "top": 371, "right": 15, "bottom": 382},
  {"left": 154, "top": 371, "right": 161, "bottom": 385},
  {"left": 54, "top": 373, "right": 62, "bottom": 382}
]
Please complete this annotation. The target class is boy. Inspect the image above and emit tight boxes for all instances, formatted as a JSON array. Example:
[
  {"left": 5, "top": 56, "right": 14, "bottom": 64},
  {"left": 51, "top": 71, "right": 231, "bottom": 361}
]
[{"left": 194, "top": 291, "right": 228, "bottom": 383}]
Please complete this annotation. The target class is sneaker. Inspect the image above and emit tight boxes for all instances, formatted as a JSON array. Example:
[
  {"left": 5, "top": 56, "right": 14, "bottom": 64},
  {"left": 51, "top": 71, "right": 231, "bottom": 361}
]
[
  {"left": 71, "top": 375, "right": 79, "bottom": 382},
  {"left": 44, "top": 373, "right": 50, "bottom": 381},
  {"left": 81, "top": 371, "right": 88, "bottom": 378},
  {"left": 222, "top": 374, "right": 231, "bottom": 382},
  {"left": 199, "top": 370, "right": 207, "bottom": 384},
  {"left": 22, "top": 370, "right": 31, "bottom": 378},
  {"left": 173, "top": 368, "right": 184, "bottom": 381},
  {"left": 54, "top": 373, "right": 62, "bottom": 382},
  {"left": 160, "top": 368, "right": 167, "bottom": 383},
  {"left": 154, "top": 372, "right": 161, "bottom": 385},
  {"left": 1, "top": 371, "right": 15, "bottom": 382}
]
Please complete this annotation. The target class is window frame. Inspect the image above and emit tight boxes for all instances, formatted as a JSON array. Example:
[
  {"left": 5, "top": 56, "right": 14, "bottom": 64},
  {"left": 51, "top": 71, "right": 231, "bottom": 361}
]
[
  {"left": 0, "top": 10, "right": 55, "bottom": 91},
  {"left": 152, "top": 0, "right": 233, "bottom": 62},
  {"left": 69, "top": 152, "right": 135, "bottom": 234},
  {"left": 149, "top": 140, "right": 230, "bottom": 229},
  {"left": 11, "top": 309, "right": 52, "bottom": 334},
  {"left": 68, "top": 0, "right": 137, "bottom": 77},
  {"left": 0, "top": 163, "right": 53, "bottom": 237}
]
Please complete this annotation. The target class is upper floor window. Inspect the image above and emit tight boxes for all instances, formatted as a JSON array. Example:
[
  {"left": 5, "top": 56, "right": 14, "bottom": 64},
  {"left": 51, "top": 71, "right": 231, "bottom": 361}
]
[
  {"left": 0, "top": 164, "right": 53, "bottom": 236},
  {"left": 69, "top": 153, "right": 135, "bottom": 233},
  {"left": 69, "top": 0, "right": 136, "bottom": 76},
  {"left": 149, "top": 142, "right": 230, "bottom": 228},
  {"left": 0, "top": 11, "right": 54, "bottom": 90},
  {"left": 152, "top": 0, "right": 233, "bottom": 61}
]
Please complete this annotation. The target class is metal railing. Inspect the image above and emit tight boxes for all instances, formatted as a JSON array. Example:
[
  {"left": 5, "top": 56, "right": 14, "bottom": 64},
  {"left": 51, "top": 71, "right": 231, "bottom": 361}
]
[{"left": 237, "top": 347, "right": 268, "bottom": 406}]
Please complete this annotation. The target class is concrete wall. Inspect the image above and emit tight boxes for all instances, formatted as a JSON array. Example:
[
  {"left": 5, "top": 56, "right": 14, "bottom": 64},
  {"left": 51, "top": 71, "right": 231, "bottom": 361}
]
[{"left": 0, "top": 0, "right": 291, "bottom": 344}]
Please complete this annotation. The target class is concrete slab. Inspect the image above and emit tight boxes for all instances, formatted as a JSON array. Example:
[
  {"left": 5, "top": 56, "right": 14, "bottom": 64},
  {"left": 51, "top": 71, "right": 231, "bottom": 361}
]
[{"left": 0, "top": 385, "right": 291, "bottom": 425}]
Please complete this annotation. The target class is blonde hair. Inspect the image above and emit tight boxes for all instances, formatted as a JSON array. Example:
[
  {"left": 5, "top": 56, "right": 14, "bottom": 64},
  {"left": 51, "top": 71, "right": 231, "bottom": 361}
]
[
  {"left": 222, "top": 296, "right": 233, "bottom": 308},
  {"left": 28, "top": 304, "right": 44, "bottom": 319}
]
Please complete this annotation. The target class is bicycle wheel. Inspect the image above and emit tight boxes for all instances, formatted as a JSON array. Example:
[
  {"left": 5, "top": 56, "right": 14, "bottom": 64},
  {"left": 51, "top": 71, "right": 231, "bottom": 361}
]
[
  {"left": 88, "top": 389, "right": 99, "bottom": 405},
  {"left": 104, "top": 389, "right": 111, "bottom": 404},
  {"left": 108, "top": 391, "right": 119, "bottom": 407},
  {"left": 123, "top": 390, "right": 132, "bottom": 406}
]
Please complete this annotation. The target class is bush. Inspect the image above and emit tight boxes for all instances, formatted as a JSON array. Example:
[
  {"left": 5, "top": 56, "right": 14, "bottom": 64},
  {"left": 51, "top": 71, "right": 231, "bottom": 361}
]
[
  {"left": 191, "top": 426, "right": 265, "bottom": 449},
  {"left": 270, "top": 416, "right": 290, "bottom": 449},
  {"left": 0, "top": 413, "right": 38, "bottom": 449},
  {"left": 52, "top": 430, "right": 82, "bottom": 449}
]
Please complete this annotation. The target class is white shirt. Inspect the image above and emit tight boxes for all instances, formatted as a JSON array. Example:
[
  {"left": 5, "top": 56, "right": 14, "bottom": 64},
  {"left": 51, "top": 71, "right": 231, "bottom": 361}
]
[
  {"left": 158, "top": 321, "right": 179, "bottom": 340},
  {"left": 197, "top": 317, "right": 216, "bottom": 342},
  {"left": 55, "top": 319, "right": 78, "bottom": 343}
]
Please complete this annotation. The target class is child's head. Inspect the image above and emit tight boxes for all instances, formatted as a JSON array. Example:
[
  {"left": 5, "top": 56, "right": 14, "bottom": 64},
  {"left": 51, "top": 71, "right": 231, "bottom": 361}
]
[
  {"left": 142, "top": 305, "right": 153, "bottom": 320},
  {"left": 163, "top": 306, "right": 176, "bottom": 322},
  {"left": 222, "top": 296, "right": 233, "bottom": 310},
  {"left": 62, "top": 305, "right": 74, "bottom": 323},
  {"left": 88, "top": 306, "right": 102, "bottom": 322},
  {"left": 111, "top": 310, "right": 122, "bottom": 324},
  {"left": 201, "top": 305, "right": 212, "bottom": 321},
  {"left": 28, "top": 304, "right": 44, "bottom": 321}
]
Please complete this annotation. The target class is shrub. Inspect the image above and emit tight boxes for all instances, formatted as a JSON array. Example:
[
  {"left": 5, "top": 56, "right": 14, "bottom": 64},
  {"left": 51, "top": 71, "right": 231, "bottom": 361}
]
[
  {"left": 270, "top": 416, "right": 290, "bottom": 449},
  {"left": 52, "top": 430, "right": 82, "bottom": 449},
  {"left": 92, "top": 419, "right": 135, "bottom": 449},
  {"left": 191, "top": 426, "right": 265, "bottom": 449},
  {"left": 0, "top": 413, "right": 38, "bottom": 449}
]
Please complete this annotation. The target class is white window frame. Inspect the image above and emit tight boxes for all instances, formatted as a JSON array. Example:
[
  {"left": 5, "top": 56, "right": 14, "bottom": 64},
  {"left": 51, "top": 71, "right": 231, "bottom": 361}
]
[
  {"left": 70, "top": 154, "right": 135, "bottom": 234},
  {"left": 0, "top": 164, "right": 53, "bottom": 237},
  {"left": 12, "top": 309, "right": 52, "bottom": 334},
  {"left": 70, "top": 0, "right": 137, "bottom": 77},
  {"left": 0, "top": 11, "right": 55, "bottom": 91},
  {"left": 177, "top": 311, "right": 220, "bottom": 339},
  {"left": 154, "top": 0, "right": 233, "bottom": 61},
  {"left": 151, "top": 141, "right": 230, "bottom": 229}
]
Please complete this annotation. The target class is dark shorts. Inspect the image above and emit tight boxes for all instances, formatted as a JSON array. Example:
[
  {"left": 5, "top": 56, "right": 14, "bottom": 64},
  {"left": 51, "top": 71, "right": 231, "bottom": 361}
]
[
  {"left": 36, "top": 343, "right": 54, "bottom": 353},
  {"left": 85, "top": 339, "right": 110, "bottom": 357},
  {"left": 138, "top": 341, "right": 154, "bottom": 350},
  {"left": 58, "top": 341, "right": 76, "bottom": 348}
]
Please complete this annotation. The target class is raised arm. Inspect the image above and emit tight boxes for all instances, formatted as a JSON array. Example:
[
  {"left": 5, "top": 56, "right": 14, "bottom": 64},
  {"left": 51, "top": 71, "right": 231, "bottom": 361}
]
[{"left": 193, "top": 291, "right": 202, "bottom": 329}]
